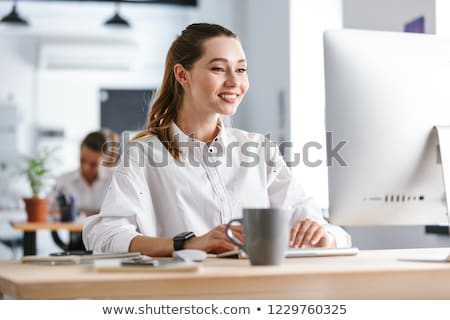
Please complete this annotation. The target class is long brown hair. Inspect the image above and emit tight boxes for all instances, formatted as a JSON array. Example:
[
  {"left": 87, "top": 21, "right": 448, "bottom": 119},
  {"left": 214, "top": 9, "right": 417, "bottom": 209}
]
[{"left": 133, "top": 23, "right": 237, "bottom": 159}]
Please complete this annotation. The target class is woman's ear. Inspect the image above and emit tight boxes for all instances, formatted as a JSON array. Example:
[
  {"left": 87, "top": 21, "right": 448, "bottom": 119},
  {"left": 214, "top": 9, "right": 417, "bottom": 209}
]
[{"left": 174, "top": 64, "right": 189, "bottom": 86}]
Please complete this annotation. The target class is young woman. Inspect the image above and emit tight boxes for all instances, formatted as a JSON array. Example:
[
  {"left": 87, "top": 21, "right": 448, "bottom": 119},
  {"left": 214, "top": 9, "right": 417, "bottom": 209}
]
[{"left": 83, "top": 23, "right": 351, "bottom": 256}]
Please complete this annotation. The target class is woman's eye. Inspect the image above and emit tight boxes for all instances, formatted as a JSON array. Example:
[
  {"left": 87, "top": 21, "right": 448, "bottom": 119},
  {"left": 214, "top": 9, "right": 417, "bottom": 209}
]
[
  {"left": 237, "top": 68, "right": 247, "bottom": 73},
  {"left": 211, "top": 67, "right": 224, "bottom": 72}
]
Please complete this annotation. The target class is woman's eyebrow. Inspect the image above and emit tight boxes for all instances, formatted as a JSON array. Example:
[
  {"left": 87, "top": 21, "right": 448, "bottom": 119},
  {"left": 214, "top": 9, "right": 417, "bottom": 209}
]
[{"left": 207, "top": 57, "right": 247, "bottom": 64}]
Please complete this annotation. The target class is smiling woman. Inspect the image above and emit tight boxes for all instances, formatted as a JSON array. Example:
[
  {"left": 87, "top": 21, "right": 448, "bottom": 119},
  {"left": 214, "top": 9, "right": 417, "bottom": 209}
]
[{"left": 82, "top": 22, "right": 352, "bottom": 258}]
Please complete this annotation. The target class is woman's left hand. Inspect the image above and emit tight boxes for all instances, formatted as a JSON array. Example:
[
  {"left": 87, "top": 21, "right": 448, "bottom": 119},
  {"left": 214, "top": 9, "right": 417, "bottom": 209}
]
[{"left": 289, "top": 219, "right": 336, "bottom": 248}]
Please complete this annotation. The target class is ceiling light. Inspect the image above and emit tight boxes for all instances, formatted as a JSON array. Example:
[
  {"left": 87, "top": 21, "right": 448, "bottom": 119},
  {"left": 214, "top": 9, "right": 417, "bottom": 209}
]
[
  {"left": 1, "top": 0, "right": 29, "bottom": 26},
  {"left": 104, "top": 2, "right": 130, "bottom": 28}
]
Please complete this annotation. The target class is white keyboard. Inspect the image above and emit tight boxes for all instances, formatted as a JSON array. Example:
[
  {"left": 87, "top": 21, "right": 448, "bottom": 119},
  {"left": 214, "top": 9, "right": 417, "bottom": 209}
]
[
  {"left": 216, "top": 247, "right": 359, "bottom": 259},
  {"left": 285, "top": 247, "right": 359, "bottom": 258}
]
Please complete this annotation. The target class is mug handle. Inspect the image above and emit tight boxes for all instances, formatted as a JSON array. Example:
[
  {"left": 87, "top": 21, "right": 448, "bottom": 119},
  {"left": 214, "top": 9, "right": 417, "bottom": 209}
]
[{"left": 225, "top": 218, "right": 244, "bottom": 250}]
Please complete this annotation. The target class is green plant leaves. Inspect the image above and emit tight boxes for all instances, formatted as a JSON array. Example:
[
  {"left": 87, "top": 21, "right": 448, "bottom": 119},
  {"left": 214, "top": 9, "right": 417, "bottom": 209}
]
[{"left": 23, "top": 148, "right": 57, "bottom": 197}]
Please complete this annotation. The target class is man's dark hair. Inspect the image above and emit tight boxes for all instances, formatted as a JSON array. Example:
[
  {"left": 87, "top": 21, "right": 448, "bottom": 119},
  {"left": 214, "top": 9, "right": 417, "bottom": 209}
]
[{"left": 81, "top": 131, "right": 106, "bottom": 153}]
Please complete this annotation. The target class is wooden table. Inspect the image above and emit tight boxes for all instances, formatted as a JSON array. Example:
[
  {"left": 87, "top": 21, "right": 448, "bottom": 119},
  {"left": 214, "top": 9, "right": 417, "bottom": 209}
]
[
  {"left": 1, "top": 248, "right": 450, "bottom": 299},
  {"left": 11, "top": 222, "right": 84, "bottom": 255}
]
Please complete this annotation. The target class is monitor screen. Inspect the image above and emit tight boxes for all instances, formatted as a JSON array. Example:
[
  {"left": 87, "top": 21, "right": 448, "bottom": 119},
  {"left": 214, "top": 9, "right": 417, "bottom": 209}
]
[{"left": 324, "top": 29, "right": 450, "bottom": 226}]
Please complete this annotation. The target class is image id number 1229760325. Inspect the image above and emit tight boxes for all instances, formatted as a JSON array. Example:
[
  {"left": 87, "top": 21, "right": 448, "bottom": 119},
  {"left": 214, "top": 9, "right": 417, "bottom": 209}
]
[{"left": 267, "top": 304, "right": 347, "bottom": 315}]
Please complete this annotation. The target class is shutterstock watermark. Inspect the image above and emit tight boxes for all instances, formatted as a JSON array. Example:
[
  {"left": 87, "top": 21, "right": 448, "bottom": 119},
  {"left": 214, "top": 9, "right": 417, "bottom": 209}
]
[{"left": 101, "top": 132, "right": 348, "bottom": 168}]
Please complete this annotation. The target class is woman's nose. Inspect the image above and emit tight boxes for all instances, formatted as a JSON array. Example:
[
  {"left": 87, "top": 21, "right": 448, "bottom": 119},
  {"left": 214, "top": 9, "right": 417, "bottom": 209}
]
[{"left": 224, "top": 72, "right": 238, "bottom": 87}]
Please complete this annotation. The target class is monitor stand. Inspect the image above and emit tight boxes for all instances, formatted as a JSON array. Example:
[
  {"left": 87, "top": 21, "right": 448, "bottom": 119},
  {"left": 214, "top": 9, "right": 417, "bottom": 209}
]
[{"left": 400, "top": 126, "right": 450, "bottom": 262}]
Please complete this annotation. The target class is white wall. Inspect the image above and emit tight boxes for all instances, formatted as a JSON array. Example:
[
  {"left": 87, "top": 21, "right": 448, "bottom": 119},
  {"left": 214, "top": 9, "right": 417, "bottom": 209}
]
[
  {"left": 436, "top": 0, "right": 450, "bottom": 36},
  {"left": 290, "top": 0, "right": 343, "bottom": 208},
  {"left": 0, "top": 36, "right": 37, "bottom": 155},
  {"left": 188, "top": 0, "right": 237, "bottom": 30}
]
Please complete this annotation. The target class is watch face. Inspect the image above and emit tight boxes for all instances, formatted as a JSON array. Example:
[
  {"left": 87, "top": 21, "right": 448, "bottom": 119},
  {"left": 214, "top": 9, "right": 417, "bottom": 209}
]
[
  {"left": 173, "top": 232, "right": 195, "bottom": 251},
  {"left": 176, "top": 231, "right": 195, "bottom": 240}
]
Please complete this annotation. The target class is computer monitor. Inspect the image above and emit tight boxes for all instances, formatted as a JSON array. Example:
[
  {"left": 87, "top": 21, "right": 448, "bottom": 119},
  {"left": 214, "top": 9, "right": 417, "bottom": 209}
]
[{"left": 324, "top": 29, "right": 450, "bottom": 227}]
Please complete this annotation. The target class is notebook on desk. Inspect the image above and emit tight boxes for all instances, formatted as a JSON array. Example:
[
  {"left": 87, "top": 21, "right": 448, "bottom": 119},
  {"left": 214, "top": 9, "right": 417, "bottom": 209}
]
[
  {"left": 216, "top": 247, "right": 359, "bottom": 259},
  {"left": 21, "top": 252, "right": 140, "bottom": 264}
]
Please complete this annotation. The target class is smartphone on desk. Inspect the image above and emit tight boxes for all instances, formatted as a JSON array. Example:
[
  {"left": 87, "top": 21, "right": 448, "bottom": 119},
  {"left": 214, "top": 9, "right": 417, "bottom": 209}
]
[
  {"left": 121, "top": 256, "right": 158, "bottom": 266},
  {"left": 121, "top": 256, "right": 189, "bottom": 267}
]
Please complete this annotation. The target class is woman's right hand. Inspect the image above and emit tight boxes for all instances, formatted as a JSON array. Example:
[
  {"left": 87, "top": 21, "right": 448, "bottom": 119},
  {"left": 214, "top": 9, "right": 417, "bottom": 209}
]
[{"left": 184, "top": 224, "right": 243, "bottom": 254}]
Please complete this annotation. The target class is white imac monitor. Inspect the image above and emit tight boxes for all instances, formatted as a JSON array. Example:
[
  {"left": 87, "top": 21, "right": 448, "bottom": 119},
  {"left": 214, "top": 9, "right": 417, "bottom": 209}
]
[{"left": 324, "top": 29, "right": 450, "bottom": 227}]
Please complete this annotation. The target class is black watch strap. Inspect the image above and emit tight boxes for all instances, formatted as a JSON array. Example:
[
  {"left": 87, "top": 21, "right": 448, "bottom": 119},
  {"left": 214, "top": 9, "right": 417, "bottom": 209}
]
[{"left": 173, "top": 231, "right": 196, "bottom": 251}]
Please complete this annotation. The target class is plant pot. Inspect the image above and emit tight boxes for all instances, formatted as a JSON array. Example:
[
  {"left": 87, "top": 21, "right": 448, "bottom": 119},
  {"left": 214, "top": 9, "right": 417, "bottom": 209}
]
[{"left": 23, "top": 197, "right": 50, "bottom": 222}]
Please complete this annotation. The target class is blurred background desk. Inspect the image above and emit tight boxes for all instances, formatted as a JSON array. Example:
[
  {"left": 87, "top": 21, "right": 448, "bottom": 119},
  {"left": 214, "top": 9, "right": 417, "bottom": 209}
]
[
  {"left": 0, "top": 210, "right": 25, "bottom": 259},
  {"left": 1, "top": 248, "right": 450, "bottom": 299},
  {"left": 11, "top": 222, "right": 83, "bottom": 256}
]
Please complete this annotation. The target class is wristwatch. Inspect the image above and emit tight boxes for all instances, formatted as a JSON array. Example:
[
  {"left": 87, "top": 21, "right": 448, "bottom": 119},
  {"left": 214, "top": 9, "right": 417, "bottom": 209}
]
[{"left": 173, "top": 231, "right": 196, "bottom": 251}]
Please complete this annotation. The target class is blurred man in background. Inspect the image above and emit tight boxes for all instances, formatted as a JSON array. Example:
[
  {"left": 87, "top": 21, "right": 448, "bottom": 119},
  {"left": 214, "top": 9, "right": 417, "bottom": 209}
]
[{"left": 54, "top": 129, "right": 118, "bottom": 220}]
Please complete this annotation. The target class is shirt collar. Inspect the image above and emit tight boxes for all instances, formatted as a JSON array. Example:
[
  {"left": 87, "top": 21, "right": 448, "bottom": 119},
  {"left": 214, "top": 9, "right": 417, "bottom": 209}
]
[{"left": 170, "top": 118, "right": 231, "bottom": 150}]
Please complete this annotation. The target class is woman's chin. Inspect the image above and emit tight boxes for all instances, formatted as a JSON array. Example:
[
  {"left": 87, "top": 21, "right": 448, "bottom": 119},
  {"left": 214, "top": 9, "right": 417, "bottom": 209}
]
[{"left": 218, "top": 104, "right": 239, "bottom": 116}]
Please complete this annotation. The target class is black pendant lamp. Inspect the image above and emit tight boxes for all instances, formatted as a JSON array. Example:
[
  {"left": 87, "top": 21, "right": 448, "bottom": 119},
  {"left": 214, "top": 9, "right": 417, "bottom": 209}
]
[
  {"left": 104, "top": 2, "right": 130, "bottom": 28},
  {"left": 1, "top": 0, "right": 29, "bottom": 26}
]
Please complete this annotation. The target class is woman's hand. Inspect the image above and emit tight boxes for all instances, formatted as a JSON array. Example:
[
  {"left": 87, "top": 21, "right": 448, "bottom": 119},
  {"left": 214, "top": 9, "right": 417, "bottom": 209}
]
[
  {"left": 290, "top": 219, "right": 336, "bottom": 248},
  {"left": 184, "top": 224, "right": 243, "bottom": 254}
]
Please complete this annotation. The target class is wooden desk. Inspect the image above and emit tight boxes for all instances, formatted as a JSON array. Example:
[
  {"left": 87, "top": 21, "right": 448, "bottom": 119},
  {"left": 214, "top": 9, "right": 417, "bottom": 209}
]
[
  {"left": 11, "top": 222, "right": 84, "bottom": 256},
  {"left": 1, "top": 248, "right": 450, "bottom": 299}
]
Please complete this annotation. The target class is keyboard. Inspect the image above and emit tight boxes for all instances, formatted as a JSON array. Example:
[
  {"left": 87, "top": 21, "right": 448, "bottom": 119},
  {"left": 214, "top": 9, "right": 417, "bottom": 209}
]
[
  {"left": 216, "top": 247, "right": 359, "bottom": 259},
  {"left": 285, "top": 247, "right": 359, "bottom": 257}
]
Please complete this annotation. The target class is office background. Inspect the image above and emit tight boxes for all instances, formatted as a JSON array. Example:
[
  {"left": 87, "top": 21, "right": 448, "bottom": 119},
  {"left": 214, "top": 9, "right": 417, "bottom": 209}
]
[{"left": 0, "top": 0, "right": 449, "bottom": 259}]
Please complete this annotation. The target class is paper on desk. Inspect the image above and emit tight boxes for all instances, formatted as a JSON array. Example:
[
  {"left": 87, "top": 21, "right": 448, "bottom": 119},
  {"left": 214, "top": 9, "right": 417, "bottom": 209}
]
[
  {"left": 21, "top": 252, "right": 141, "bottom": 265},
  {"left": 398, "top": 251, "right": 450, "bottom": 263}
]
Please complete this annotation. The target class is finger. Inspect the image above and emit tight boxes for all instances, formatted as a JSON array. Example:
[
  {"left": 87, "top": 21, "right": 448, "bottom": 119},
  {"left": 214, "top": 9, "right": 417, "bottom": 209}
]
[
  {"left": 211, "top": 239, "right": 238, "bottom": 253},
  {"left": 212, "top": 228, "right": 244, "bottom": 246},
  {"left": 303, "top": 222, "right": 321, "bottom": 246},
  {"left": 309, "top": 226, "right": 326, "bottom": 246},
  {"left": 218, "top": 228, "right": 244, "bottom": 243},
  {"left": 220, "top": 224, "right": 242, "bottom": 232},
  {"left": 294, "top": 219, "right": 313, "bottom": 248},
  {"left": 216, "top": 224, "right": 227, "bottom": 232},
  {"left": 316, "top": 230, "right": 334, "bottom": 248},
  {"left": 219, "top": 225, "right": 243, "bottom": 238},
  {"left": 232, "top": 230, "right": 244, "bottom": 243},
  {"left": 213, "top": 227, "right": 239, "bottom": 239},
  {"left": 289, "top": 221, "right": 301, "bottom": 246},
  {"left": 229, "top": 225, "right": 243, "bottom": 233}
]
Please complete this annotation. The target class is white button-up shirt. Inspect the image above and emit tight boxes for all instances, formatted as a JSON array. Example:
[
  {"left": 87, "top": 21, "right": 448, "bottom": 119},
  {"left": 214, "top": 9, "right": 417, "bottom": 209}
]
[{"left": 83, "top": 123, "right": 351, "bottom": 252}]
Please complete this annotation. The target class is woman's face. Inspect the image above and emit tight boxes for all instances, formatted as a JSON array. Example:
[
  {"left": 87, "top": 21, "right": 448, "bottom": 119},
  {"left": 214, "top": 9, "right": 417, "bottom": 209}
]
[{"left": 182, "top": 36, "right": 249, "bottom": 116}]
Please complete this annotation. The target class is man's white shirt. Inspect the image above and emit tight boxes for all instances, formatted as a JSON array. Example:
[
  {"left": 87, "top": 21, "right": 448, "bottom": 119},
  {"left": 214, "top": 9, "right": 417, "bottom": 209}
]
[{"left": 55, "top": 167, "right": 113, "bottom": 219}]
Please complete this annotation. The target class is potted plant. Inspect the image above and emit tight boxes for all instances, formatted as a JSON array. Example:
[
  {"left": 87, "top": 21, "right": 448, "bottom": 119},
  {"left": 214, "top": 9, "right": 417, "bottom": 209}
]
[{"left": 22, "top": 148, "right": 55, "bottom": 222}]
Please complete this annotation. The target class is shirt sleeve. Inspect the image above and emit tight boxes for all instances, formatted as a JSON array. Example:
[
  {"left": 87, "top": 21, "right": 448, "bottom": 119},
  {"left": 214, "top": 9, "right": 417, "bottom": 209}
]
[
  {"left": 83, "top": 144, "right": 157, "bottom": 253},
  {"left": 265, "top": 140, "right": 352, "bottom": 248}
]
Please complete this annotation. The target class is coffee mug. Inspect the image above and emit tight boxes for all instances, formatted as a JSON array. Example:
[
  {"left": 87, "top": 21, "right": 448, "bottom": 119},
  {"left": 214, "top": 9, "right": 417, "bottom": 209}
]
[{"left": 225, "top": 208, "right": 289, "bottom": 265}]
